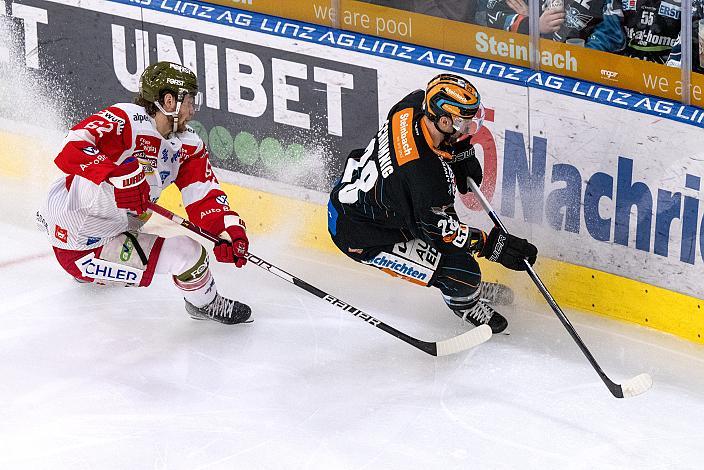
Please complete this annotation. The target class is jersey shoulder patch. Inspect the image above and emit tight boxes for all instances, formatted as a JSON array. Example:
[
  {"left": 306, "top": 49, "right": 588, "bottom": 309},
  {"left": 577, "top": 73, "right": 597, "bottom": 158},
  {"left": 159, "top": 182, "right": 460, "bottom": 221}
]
[
  {"left": 114, "top": 103, "right": 154, "bottom": 133},
  {"left": 391, "top": 107, "right": 420, "bottom": 166}
]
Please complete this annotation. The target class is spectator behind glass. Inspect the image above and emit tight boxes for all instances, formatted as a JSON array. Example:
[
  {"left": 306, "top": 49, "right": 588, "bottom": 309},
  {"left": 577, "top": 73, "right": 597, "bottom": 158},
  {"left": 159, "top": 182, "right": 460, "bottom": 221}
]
[
  {"left": 479, "top": 0, "right": 623, "bottom": 53},
  {"left": 478, "top": 0, "right": 564, "bottom": 34},
  {"left": 666, "top": 1, "right": 704, "bottom": 73},
  {"left": 621, "top": 0, "right": 681, "bottom": 64},
  {"left": 361, "top": 0, "right": 476, "bottom": 23}
]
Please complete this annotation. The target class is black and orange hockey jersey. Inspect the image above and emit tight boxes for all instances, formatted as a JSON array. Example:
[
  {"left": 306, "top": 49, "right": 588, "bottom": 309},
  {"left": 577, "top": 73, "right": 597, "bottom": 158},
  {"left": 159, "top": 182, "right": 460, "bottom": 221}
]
[{"left": 328, "top": 90, "right": 480, "bottom": 256}]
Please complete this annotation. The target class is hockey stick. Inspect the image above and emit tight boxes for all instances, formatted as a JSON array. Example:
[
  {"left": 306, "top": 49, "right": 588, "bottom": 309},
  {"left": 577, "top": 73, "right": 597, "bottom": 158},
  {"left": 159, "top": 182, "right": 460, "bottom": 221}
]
[
  {"left": 466, "top": 180, "right": 652, "bottom": 398},
  {"left": 147, "top": 202, "right": 491, "bottom": 356}
]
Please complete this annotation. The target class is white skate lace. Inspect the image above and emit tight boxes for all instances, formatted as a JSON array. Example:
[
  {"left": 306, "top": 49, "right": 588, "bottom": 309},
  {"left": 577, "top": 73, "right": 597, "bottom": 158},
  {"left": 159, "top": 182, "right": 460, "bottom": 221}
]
[
  {"left": 463, "top": 301, "right": 494, "bottom": 324},
  {"left": 479, "top": 282, "right": 501, "bottom": 303},
  {"left": 205, "top": 294, "right": 234, "bottom": 320}
]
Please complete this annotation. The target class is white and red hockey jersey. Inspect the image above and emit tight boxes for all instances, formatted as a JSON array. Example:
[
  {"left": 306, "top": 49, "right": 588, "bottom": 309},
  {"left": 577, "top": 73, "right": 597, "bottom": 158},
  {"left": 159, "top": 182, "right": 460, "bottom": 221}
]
[{"left": 39, "top": 103, "right": 237, "bottom": 251}]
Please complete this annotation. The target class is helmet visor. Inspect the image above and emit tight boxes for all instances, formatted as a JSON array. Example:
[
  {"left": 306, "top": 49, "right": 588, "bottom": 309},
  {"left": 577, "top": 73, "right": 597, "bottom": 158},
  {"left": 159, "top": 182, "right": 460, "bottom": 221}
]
[
  {"left": 185, "top": 92, "right": 203, "bottom": 112},
  {"left": 452, "top": 104, "right": 485, "bottom": 136}
]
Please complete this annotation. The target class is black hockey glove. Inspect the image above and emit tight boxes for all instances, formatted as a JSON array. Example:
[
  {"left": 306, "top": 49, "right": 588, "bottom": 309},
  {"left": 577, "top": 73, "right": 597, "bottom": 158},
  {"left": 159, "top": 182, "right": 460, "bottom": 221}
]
[
  {"left": 450, "top": 156, "right": 483, "bottom": 195},
  {"left": 480, "top": 227, "right": 538, "bottom": 271},
  {"left": 448, "top": 138, "right": 482, "bottom": 194}
]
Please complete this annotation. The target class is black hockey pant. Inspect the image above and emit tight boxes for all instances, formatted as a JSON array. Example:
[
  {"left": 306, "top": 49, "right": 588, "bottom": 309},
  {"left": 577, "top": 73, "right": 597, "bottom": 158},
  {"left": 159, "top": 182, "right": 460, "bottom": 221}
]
[{"left": 330, "top": 235, "right": 483, "bottom": 312}]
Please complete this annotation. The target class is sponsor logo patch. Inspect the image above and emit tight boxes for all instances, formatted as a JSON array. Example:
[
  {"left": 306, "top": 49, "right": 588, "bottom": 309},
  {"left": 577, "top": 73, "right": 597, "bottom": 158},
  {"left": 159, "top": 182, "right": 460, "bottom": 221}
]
[
  {"left": 132, "top": 113, "right": 149, "bottom": 123},
  {"left": 601, "top": 69, "right": 619, "bottom": 81},
  {"left": 189, "top": 260, "right": 208, "bottom": 280},
  {"left": 365, "top": 253, "right": 431, "bottom": 284},
  {"left": 658, "top": 2, "right": 680, "bottom": 19},
  {"left": 54, "top": 225, "right": 68, "bottom": 243},
  {"left": 96, "top": 109, "right": 126, "bottom": 135},
  {"left": 137, "top": 152, "right": 158, "bottom": 174},
  {"left": 82, "top": 146, "right": 100, "bottom": 156},
  {"left": 79, "top": 153, "right": 107, "bottom": 171},
  {"left": 438, "top": 219, "right": 470, "bottom": 248},
  {"left": 75, "top": 253, "right": 143, "bottom": 285},
  {"left": 622, "top": 0, "right": 637, "bottom": 11},
  {"left": 120, "top": 239, "right": 134, "bottom": 262},
  {"left": 489, "top": 234, "right": 506, "bottom": 262},
  {"left": 392, "top": 108, "right": 419, "bottom": 166},
  {"left": 169, "top": 63, "right": 191, "bottom": 73},
  {"left": 36, "top": 211, "right": 48, "bottom": 234},
  {"left": 200, "top": 208, "right": 222, "bottom": 218},
  {"left": 392, "top": 239, "right": 440, "bottom": 268},
  {"left": 135, "top": 135, "right": 160, "bottom": 157},
  {"left": 86, "top": 236, "right": 101, "bottom": 246}
]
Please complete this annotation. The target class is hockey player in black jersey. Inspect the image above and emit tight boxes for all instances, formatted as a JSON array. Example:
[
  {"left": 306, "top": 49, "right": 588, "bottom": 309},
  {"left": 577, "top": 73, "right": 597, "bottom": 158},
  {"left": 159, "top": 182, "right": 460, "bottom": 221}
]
[
  {"left": 621, "top": 0, "right": 681, "bottom": 64},
  {"left": 327, "top": 74, "right": 538, "bottom": 334}
]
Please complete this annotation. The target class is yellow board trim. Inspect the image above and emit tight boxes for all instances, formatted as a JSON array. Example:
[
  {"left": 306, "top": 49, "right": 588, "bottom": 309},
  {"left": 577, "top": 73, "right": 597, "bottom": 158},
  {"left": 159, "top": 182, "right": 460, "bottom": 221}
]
[{"left": 0, "top": 132, "right": 30, "bottom": 178}]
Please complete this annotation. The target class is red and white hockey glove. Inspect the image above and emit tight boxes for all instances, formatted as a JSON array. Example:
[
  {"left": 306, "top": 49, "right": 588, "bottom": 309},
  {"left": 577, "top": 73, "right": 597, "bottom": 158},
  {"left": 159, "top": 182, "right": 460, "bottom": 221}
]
[
  {"left": 108, "top": 158, "right": 150, "bottom": 215},
  {"left": 213, "top": 216, "right": 249, "bottom": 268}
]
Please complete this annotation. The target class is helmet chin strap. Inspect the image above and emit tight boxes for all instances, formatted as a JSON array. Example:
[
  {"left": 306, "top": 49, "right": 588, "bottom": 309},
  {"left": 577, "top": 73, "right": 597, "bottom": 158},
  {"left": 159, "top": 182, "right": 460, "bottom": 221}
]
[
  {"left": 154, "top": 99, "right": 183, "bottom": 136},
  {"left": 433, "top": 119, "right": 457, "bottom": 146}
]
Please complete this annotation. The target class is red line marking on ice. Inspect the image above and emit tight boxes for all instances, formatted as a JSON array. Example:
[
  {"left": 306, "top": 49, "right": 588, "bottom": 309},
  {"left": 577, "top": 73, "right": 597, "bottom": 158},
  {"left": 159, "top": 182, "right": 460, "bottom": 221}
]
[{"left": 0, "top": 252, "right": 52, "bottom": 268}]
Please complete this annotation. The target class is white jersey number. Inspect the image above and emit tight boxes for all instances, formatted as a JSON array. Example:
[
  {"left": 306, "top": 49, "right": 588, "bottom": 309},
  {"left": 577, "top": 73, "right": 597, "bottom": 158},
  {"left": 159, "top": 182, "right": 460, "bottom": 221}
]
[
  {"left": 338, "top": 138, "right": 379, "bottom": 204},
  {"left": 84, "top": 120, "right": 115, "bottom": 138}
]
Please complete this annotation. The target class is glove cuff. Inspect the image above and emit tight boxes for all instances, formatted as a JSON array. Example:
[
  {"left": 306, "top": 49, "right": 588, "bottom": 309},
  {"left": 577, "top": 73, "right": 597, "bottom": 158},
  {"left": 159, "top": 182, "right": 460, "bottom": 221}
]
[
  {"left": 108, "top": 165, "right": 144, "bottom": 189},
  {"left": 224, "top": 214, "right": 246, "bottom": 231},
  {"left": 452, "top": 144, "right": 475, "bottom": 163},
  {"left": 204, "top": 211, "right": 241, "bottom": 238}
]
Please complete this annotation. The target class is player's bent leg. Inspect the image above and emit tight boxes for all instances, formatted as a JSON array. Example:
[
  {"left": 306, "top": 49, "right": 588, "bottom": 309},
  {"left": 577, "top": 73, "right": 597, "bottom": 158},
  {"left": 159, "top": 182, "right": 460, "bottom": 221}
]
[
  {"left": 328, "top": 232, "right": 507, "bottom": 334},
  {"left": 430, "top": 251, "right": 508, "bottom": 335},
  {"left": 155, "top": 235, "right": 251, "bottom": 325},
  {"left": 52, "top": 232, "right": 164, "bottom": 287}
]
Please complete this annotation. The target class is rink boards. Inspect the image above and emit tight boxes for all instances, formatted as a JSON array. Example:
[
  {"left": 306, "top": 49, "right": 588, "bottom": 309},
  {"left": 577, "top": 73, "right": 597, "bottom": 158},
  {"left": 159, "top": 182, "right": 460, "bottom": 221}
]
[{"left": 1, "top": 0, "right": 703, "bottom": 343}]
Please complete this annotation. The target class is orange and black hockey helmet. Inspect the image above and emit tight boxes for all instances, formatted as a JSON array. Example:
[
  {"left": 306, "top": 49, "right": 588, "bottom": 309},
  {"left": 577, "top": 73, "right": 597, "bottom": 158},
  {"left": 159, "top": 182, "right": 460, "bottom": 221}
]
[
  {"left": 423, "top": 73, "right": 481, "bottom": 120},
  {"left": 423, "top": 73, "right": 484, "bottom": 138}
]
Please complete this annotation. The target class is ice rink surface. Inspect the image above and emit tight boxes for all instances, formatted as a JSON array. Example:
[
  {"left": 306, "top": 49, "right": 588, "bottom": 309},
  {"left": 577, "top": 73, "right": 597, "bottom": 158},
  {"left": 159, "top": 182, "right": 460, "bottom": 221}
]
[{"left": 2, "top": 219, "right": 704, "bottom": 470}]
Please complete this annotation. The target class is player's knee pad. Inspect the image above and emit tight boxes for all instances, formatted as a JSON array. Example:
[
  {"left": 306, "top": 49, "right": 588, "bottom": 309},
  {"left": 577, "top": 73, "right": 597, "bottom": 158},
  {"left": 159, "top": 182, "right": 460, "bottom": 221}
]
[
  {"left": 161, "top": 236, "right": 212, "bottom": 292},
  {"left": 61, "top": 232, "right": 163, "bottom": 287},
  {"left": 159, "top": 235, "right": 205, "bottom": 274}
]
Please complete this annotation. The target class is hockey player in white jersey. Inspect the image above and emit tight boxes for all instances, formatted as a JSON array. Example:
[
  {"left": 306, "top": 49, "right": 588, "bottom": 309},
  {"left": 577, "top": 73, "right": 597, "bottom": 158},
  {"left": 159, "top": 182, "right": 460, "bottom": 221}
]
[{"left": 38, "top": 61, "right": 251, "bottom": 324}]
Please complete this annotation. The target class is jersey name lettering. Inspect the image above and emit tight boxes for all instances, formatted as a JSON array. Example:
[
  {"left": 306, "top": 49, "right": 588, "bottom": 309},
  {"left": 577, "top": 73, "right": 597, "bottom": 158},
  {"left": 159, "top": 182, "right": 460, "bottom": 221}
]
[{"left": 377, "top": 120, "right": 393, "bottom": 178}]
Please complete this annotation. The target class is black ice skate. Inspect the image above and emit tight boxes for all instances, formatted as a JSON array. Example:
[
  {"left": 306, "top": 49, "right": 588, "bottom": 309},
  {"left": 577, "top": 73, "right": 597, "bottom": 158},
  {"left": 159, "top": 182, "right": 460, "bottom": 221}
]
[
  {"left": 184, "top": 293, "right": 252, "bottom": 325},
  {"left": 479, "top": 281, "right": 514, "bottom": 305},
  {"left": 454, "top": 300, "right": 508, "bottom": 334}
]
